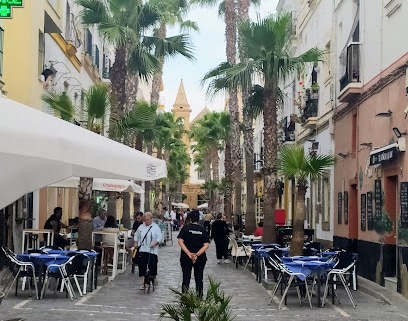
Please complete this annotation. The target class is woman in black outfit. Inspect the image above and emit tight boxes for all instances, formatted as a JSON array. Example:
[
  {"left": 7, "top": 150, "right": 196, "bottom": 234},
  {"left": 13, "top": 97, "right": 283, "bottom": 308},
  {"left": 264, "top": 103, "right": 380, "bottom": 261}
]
[
  {"left": 177, "top": 210, "right": 210, "bottom": 298},
  {"left": 211, "top": 213, "right": 231, "bottom": 264}
]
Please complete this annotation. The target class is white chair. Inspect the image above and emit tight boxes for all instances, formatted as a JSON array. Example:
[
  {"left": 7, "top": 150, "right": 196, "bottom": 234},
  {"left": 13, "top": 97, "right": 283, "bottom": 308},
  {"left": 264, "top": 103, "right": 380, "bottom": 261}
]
[
  {"left": 117, "top": 240, "right": 127, "bottom": 273},
  {"left": 321, "top": 252, "right": 358, "bottom": 308},
  {"left": 268, "top": 255, "right": 313, "bottom": 310},
  {"left": 1, "top": 246, "right": 39, "bottom": 300},
  {"left": 228, "top": 237, "right": 250, "bottom": 268},
  {"left": 242, "top": 244, "right": 255, "bottom": 273}
]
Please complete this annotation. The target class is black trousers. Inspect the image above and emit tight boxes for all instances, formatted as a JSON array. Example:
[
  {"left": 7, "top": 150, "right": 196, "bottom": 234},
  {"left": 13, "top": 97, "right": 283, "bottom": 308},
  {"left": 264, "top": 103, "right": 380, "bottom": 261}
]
[
  {"left": 214, "top": 237, "right": 228, "bottom": 260},
  {"left": 138, "top": 252, "right": 158, "bottom": 277},
  {"left": 180, "top": 257, "right": 206, "bottom": 298}
]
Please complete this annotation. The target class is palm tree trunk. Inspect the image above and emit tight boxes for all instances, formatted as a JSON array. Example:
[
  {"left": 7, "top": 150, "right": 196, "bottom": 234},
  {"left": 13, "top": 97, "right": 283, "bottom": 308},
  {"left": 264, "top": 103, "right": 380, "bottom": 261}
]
[
  {"left": 109, "top": 45, "right": 127, "bottom": 136},
  {"left": 151, "top": 23, "right": 166, "bottom": 105},
  {"left": 224, "top": 140, "right": 233, "bottom": 220},
  {"left": 107, "top": 192, "right": 117, "bottom": 219},
  {"left": 289, "top": 184, "right": 306, "bottom": 256},
  {"left": 154, "top": 148, "right": 164, "bottom": 216},
  {"left": 262, "top": 82, "right": 278, "bottom": 244},
  {"left": 224, "top": 0, "right": 239, "bottom": 222},
  {"left": 77, "top": 177, "right": 93, "bottom": 250},
  {"left": 122, "top": 192, "right": 131, "bottom": 229},
  {"left": 243, "top": 119, "right": 256, "bottom": 234},
  {"left": 212, "top": 148, "right": 219, "bottom": 214},
  {"left": 144, "top": 144, "right": 153, "bottom": 212},
  {"left": 125, "top": 73, "right": 139, "bottom": 112}
]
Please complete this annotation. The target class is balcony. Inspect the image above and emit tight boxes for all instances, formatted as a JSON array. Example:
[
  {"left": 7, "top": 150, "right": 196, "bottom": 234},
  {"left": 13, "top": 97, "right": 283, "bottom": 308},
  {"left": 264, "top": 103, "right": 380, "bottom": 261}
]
[
  {"left": 301, "top": 88, "right": 318, "bottom": 128},
  {"left": 338, "top": 43, "right": 362, "bottom": 103}
]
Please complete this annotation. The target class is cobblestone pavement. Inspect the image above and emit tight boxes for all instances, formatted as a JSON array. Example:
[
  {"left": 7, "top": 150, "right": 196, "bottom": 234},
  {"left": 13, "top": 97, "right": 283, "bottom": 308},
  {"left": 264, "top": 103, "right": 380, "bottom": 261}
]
[{"left": 1, "top": 231, "right": 407, "bottom": 321}]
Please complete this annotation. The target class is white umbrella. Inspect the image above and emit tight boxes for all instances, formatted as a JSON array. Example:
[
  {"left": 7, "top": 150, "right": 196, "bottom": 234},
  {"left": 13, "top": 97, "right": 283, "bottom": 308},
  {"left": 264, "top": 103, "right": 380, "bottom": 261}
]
[
  {"left": 197, "top": 203, "right": 208, "bottom": 209},
  {"left": 49, "top": 177, "right": 144, "bottom": 193},
  {"left": 0, "top": 96, "right": 166, "bottom": 209},
  {"left": 171, "top": 202, "right": 189, "bottom": 209}
]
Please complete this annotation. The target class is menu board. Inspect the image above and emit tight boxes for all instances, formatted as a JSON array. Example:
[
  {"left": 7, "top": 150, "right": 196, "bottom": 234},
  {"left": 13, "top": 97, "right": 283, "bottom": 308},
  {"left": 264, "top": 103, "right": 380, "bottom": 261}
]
[
  {"left": 338, "top": 192, "right": 342, "bottom": 224},
  {"left": 400, "top": 182, "right": 408, "bottom": 228},
  {"left": 367, "top": 192, "right": 373, "bottom": 230},
  {"left": 374, "top": 179, "right": 382, "bottom": 220},
  {"left": 361, "top": 194, "right": 366, "bottom": 231},
  {"left": 344, "top": 191, "right": 349, "bottom": 225}
]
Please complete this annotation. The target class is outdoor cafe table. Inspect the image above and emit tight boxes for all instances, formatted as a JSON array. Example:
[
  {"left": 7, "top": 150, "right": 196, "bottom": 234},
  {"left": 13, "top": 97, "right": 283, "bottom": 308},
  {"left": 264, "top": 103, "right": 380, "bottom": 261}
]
[
  {"left": 282, "top": 256, "right": 335, "bottom": 307},
  {"left": 16, "top": 253, "right": 70, "bottom": 299}
]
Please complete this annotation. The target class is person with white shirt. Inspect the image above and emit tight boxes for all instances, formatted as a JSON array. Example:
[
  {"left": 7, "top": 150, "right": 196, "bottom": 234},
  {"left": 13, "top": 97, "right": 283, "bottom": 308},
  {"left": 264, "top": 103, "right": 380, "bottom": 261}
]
[
  {"left": 170, "top": 208, "right": 177, "bottom": 230},
  {"left": 134, "top": 212, "right": 162, "bottom": 290}
]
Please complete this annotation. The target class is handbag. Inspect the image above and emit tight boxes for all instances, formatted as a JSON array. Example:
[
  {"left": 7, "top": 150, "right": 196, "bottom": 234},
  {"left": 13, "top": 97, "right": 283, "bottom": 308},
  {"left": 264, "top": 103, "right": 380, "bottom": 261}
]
[{"left": 132, "top": 226, "right": 152, "bottom": 265}]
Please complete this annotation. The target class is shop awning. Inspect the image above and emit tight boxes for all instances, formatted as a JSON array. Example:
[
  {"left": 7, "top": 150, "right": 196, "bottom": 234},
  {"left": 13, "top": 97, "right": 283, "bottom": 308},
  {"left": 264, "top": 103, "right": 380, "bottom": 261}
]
[
  {"left": 49, "top": 177, "right": 144, "bottom": 193},
  {"left": 369, "top": 143, "right": 399, "bottom": 166}
]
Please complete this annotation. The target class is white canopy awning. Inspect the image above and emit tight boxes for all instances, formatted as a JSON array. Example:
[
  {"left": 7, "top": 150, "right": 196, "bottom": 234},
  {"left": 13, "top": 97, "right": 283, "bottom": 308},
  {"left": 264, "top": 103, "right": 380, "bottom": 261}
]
[
  {"left": 0, "top": 96, "right": 166, "bottom": 209},
  {"left": 197, "top": 202, "right": 208, "bottom": 209},
  {"left": 50, "top": 177, "right": 144, "bottom": 194}
]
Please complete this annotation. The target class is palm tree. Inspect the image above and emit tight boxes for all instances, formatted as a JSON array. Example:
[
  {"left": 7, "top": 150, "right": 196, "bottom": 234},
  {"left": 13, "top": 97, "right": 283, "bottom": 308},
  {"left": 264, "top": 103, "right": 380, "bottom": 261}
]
[
  {"left": 77, "top": 0, "right": 194, "bottom": 126},
  {"left": 202, "top": 13, "right": 324, "bottom": 244},
  {"left": 276, "top": 145, "right": 335, "bottom": 256},
  {"left": 42, "top": 84, "right": 111, "bottom": 249}
]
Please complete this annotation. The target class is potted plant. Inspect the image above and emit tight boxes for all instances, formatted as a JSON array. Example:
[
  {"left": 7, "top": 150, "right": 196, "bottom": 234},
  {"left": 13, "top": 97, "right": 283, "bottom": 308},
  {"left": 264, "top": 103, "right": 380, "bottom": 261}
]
[{"left": 160, "top": 277, "right": 236, "bottom": 321}]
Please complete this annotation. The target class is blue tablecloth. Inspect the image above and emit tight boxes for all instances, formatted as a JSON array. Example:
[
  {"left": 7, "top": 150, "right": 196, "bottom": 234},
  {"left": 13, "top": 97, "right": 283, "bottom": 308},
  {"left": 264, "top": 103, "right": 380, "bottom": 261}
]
[
  {"left": 17, "top": 253, "right": 71, "bottom": 273},
  {"left": 281, "top": 255, "right": 330, "bottom": 263},
  {"left": 284, "top": 260, "right": 335, "bottom": 281},
  {"left": 45, "top": 249, "right": 98, "bottom": 258}
]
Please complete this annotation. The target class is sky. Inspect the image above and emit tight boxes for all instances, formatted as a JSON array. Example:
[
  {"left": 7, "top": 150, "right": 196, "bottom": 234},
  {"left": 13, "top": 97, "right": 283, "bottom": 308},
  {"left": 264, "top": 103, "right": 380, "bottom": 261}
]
[{"left": 161, "top": 0, "right": 279, "bottom": 119}]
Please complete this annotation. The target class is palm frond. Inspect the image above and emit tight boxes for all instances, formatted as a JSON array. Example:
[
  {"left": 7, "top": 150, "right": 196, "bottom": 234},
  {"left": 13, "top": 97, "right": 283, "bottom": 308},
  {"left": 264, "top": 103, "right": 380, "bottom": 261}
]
[
  {"left": 85, "top": 83, "right": 111, "bottom": 119},
  {"left": 128, "top": 43, "right": 162, "bottom": 80},
  {"left": 41, "top": 91, "right": 75, "bottom": 122},
  {"left": 144, "top": 34, "right": 195, "bottom": 61}
]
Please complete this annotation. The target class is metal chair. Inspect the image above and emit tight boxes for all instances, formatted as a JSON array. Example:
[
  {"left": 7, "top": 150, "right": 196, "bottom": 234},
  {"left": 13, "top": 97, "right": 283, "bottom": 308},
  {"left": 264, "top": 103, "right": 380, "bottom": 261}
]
[
  {"left": 41, "top": 255, "right": 77, "bottom": 300},
  {"left": 321, "top": 251, "right": 358, "bottom": 308},
  {"left": 1, "top": 246, "right": 39, "bottom": 300},
  {"left": 268, "top": 254, "right": 313, "bottom": 310},
  {"left": 228, "top": 237, "right": 250, "bottom": 268}
]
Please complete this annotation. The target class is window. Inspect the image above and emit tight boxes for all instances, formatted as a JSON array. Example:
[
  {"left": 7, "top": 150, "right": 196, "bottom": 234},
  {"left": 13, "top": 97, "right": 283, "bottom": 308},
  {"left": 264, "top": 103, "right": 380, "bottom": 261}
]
[
  {"left": 38, "top": 30, "right": 45, "bottom": 77},
  {"left": 197, "top": 169, "right": 204, "bottom": 180},
  {"left": 0, "top": 27, "right": 3, "bottom": 77},
  {"left": 102, "top": 53, "right": 110, "bottom": 79},
  {"left": 85, "top": 29, "right": 92, "bottom": 55},
  {"left": 65, "top": 2, "right": 71, "bottom": 40},
  {"left": 324, "top": 41, "right": 331, "bottom": 80},
  {"left": 322, "top": 173, "right": 331, "bottom": 231},
  {"left": 93, "top": 45, "right": 99, "bottom": 68}
]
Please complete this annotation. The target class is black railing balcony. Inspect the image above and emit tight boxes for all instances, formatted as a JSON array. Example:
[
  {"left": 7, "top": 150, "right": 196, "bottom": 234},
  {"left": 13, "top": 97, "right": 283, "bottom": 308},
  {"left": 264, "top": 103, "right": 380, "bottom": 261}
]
[
  {"left": 340, "top": 43, "right": 360, "bottom": 92},
  {"left": 301, "top": 89, "right": 318, "bottom": 121}
]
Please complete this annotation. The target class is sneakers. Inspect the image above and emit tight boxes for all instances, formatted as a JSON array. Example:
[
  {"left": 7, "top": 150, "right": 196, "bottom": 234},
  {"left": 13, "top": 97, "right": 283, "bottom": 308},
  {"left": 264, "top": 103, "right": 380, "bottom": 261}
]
[
  {"left": 224, "top": 259, "right": 230, "bottom": 264},
  {"left": 139, "top": 286, "right": 144, "bottom": 290},
  {"left": 217, "top": 260, "right": 222, "bottom": 264}
]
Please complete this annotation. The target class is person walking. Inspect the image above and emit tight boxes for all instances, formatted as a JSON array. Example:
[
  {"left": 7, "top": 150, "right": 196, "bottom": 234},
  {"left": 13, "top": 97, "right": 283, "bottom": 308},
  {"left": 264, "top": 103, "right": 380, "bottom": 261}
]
[
  {"left": 211, "top": 213, "right": 231, "bottom": 264},
  {"left": 177, "top": 210, "right": 210, "bottom": 298},
  {"left": 134, "top": 212, "right": 162, "bottom": 290}
]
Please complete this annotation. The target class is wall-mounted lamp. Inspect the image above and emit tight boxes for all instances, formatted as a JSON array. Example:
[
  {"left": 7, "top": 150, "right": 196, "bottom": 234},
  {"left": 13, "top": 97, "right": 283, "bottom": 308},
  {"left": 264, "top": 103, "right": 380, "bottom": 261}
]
[
  {"left": 375, "top": 110, "right": 392, "bottom": 117},
  {"left": 360, "top": 142, "right": 372, "bottom": 147},
  {"left": 311, "top": 142, "right": 319, "bottom": 150},
  {"left": 338, "top": 152, "right": 350, "bottom": 158},
  {"left": 393, "top": 127, "right": 407, "bottom": 138}
]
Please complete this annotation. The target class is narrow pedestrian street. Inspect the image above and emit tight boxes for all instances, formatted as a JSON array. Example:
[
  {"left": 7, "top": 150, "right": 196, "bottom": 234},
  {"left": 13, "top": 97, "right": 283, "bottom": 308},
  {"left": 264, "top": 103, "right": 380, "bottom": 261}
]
[{"left": 0, "top": 230, "right": 407, "bottom": 321}]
